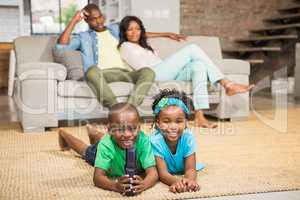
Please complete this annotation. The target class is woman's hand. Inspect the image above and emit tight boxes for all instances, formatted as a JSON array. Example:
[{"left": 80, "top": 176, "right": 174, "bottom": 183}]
[
  {"left": 169, "top": 179, "right": 187, "bottom": 193},
  {"left": 115, "top": 175, "right": 131, "bottom": 194},
  {"left": 166, "top": 33, "right": 187, "bottom": 41},
  {"left": 181, "top": 178, "right": 201, "bottom": 192}
]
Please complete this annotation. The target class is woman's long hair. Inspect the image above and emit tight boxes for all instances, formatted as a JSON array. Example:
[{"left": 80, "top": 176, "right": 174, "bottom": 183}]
[{"left": 118, "top": 16, "right": 154, "bottom": 52}]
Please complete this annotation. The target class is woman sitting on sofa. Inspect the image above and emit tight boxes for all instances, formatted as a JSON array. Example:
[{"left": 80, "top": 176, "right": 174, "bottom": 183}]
[{"left": 118, "top": 16, "right": 254, "bottom": 128}]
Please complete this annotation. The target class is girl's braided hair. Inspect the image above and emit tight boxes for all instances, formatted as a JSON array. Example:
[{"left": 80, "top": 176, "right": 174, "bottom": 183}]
[{"left": 152, "top": 88, "right": 194, "bottom": 118}]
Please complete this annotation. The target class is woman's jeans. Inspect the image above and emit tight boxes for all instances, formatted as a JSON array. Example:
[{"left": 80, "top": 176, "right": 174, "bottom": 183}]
[{"left": 154, "top": 44, "right": 224, "bottom": 109}]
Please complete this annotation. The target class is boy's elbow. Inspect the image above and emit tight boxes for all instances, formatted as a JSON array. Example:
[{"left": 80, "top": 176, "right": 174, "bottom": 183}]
[
  {"left": 93, "top": 176, "right": 100, "bottom": 187},
  {"left": 93, "top": 172, "right": 103, "bottom": 188}
]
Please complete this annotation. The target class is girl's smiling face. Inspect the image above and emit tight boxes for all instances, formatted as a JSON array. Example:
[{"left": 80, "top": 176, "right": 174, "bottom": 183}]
[{"left": 156, "top": 105, "right": 186, "bottom": 144}]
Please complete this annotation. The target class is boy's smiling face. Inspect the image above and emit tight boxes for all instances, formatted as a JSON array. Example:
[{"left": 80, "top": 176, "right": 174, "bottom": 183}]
[{"left": 108, "top": 110, "right": 140, "bottom": 149}]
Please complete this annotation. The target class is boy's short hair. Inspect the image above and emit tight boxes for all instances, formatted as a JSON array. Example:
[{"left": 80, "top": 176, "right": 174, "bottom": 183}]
[{"left": 108, "top": 103, "right": 140, "bottom": 122}]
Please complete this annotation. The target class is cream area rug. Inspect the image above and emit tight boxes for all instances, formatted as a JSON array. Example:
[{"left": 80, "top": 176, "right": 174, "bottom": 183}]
[{"left": 0, "top": 108, "right": 300, "bottom": 200}]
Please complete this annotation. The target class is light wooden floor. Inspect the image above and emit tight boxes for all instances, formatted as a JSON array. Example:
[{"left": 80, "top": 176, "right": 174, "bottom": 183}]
[{"left": 1, "top": 89, "right": 300, "bottom": 200}]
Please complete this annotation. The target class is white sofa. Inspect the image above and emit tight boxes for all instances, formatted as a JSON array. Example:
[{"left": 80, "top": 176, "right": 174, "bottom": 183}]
[{"left": 13, "top": 36, "right": 250, "bottom": 133}]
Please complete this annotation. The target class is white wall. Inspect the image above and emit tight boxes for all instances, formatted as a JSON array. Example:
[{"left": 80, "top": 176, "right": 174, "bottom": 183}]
[{"left": 131, "top": 0, "right": 180, "bottom": 33}]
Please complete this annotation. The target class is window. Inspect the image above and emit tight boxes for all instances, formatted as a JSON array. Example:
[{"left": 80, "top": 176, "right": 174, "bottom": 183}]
[{"left": 30, "top": 0, "right": 89, "bottom": 34}]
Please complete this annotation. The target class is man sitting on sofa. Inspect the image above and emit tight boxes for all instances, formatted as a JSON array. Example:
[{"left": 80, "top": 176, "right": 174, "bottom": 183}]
[{"left": 56, "top": 3, "right": 185, "bottom": 108}]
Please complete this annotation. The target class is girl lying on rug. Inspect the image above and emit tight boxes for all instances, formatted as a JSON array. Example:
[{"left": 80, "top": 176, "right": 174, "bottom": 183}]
[
  {"left": 150, "top": 89, "right": 204, "bottom": 193},
  {"left": 58, "top": 89, "right": 203, "bottom": 194},
  {"left": 58, "top": 102, "right": 158, "bottom": 196}
]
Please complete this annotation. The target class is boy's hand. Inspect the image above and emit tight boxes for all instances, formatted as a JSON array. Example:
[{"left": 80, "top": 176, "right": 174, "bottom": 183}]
[
  {"left": 169, "top": 180, "right": 187, "bottom": 193},
  {"left": 132, "top": 175, "right": 146, "bottom": 194},
  {"left": 116, "top": 175, "right": 131, "bottom": 194},
  {"left": 181, "top": 178, "right": 201, "bottom": 192}
]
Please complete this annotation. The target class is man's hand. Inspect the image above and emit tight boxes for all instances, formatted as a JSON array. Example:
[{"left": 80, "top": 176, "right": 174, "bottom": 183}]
[
  {"left": 181, "top": 178, "right": 200, "bottom": 192},
  {"left": 169, "top": 179, "right": 187, "bottom": 193},
  {"left": 115, "top": 175, "right": 132, "bottom": 194},
  {"left": 72, "top": 9, "right": 89, "bottom": 23},
  {"left": 131, "top": 175, "right": 146, "bottom": 194},
  {"left": 166, "top": 33, "right": 187, "bottom": 41}
]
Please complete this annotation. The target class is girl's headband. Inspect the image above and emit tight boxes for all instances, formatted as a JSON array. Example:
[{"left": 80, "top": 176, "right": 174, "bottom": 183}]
[{"left": 153, "top": 98, "right": 190, "bottom": 115}]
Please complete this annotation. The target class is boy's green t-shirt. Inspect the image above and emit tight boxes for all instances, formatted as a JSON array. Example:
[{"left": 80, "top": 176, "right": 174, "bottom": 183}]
[{"left": 94, "top": 131, "right": 156, "bottom": 177}]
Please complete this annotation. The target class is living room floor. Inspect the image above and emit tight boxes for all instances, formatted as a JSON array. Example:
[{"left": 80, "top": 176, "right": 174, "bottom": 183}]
[{"left": 0, "top": 89, "right": 299, "bottom": 200}]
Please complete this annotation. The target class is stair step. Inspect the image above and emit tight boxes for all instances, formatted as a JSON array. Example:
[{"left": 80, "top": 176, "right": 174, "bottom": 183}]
[
  {"left": 278, "top": 4, "right": 300, "bottom": 12},
  {"left": 250, "top": 23, "right": 300, "bottom": 32},
  {"left": 264, "top": 13, "right": 300, "bottom": 22},
  {"left": 234, "top": 34, "right": 298, "bottom": 42},
  {"left": 245, "top": 59, "right": 265, "bottom": 64},
  {"left": 222, "top": 47, "right": 281, "bottom": 53}
]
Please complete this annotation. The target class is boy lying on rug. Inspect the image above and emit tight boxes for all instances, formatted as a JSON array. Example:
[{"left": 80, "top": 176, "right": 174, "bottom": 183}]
[
  {"left": 58, "top": 89, "right": 203, "bottom": 194},
  {"left": 150, "top": 89, "right": 204, "bottom": 193},
  {"left": 58, "top": 103, "right": 158, "bottom": 195}
]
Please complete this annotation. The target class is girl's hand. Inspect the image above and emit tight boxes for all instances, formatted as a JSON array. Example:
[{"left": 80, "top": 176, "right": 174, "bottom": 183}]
[
  {"left": 167, "top": 33, "right": 187, "bottom": 41},
  {"left": 181, "top": 178, "right": 201, "bottom": 192},
  {"left": 116, "top": 175, "right": 131, "bottom": 194},
  {"left": 169, "top": 180, "right": 187, "bottom": 193},
  {"left": 132, "top": 175, "right": 146, "bottom": 194}
]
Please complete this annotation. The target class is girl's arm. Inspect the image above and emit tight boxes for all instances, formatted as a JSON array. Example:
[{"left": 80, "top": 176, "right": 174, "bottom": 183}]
[
  {"left": 155, "top": 156, "right": 180, "bottom": 186},
  {"left": 145, "top": 32, "right": 187, "bottom": 41},
  {"left": 93, "top": 168, "right": 130, "bottom": 193},
  {"left": 132, "top": 166, "right": 158, "bottom": 194},
  {"left": 184, "top": 153, "right": 197, "bottom": 180},
  {"left": 183, "top": 153, "right": 201, "bottom": 192}
]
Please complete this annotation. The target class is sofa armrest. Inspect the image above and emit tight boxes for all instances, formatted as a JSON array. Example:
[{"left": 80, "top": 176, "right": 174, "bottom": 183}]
[
  {"left": 17, "top": 62, "right": 67, "bottom": 81},
  {"left": 213, "top": 59, "right": 250, "bottom": 75}
]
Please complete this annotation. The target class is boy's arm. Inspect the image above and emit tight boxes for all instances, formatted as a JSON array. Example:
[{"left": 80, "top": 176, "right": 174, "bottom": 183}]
[
  {"left": 93, "top": 168, "right": 119, "bottom": 192},
  {"left": 184, "top": 153, "right": 197, "bottom": 180},
  {"left": 145, "top": 32, "right": 187, "bottom": 41},
  {"left": 132, "top": 166, "right": 158, "bottom": 194},
  {"left": 155, "top": 156, "right": 180, "bottom": 186},
  {"left": 93, "top": 168, "right": 131, "bottom": 193}
]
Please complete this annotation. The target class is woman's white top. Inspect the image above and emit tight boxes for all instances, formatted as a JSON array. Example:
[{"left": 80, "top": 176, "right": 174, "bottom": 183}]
[{"left": 120, "top": 42, "right": 162, "bottom": 70}]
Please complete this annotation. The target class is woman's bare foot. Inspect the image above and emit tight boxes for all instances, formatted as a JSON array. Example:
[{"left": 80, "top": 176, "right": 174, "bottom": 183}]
[
  {"left": 86, "top": 124, "right": 105, "bottom": 145},
  {"left": 224, "top": 82, "right": 255, "bottom": 96},
  {"left": 194, "top": 110, "right": 217, "bottom": 128},
  {"left": 58, "top": 129, "right": 71, "bottom": 151}
]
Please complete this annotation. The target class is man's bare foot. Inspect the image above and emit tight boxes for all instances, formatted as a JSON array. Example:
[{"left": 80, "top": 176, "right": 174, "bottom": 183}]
[
  {"left": 225, "top": 82, "right": 255, "bottom": 96},
  {"left": 58, "top": 129, "right": 71, "bottom": 151},
  {"left": 194, "top": 110, "right": 218, "bottom": 128},
  {"left": 86, "top": 124, "right": 105, "bottom": 145}
]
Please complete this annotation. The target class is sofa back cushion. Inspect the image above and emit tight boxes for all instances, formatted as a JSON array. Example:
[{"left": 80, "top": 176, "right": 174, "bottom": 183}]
[
  {"left": 14, "top": 36, "right": 57, "bottom": 64},
  {"left": 53, "top": 49, "right": 84, "bottom": 80},
  {"left": 148, "top": 36, "right": 222, "bottom": 60}
]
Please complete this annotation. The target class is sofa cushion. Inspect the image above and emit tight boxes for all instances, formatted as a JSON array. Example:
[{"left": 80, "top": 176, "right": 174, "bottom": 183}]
[
  {"left": 57, "top": 80, "right": 219, "bottom": 98},
  {"left": 17, "top": 62, "right": 67, "bottom": 81},
  {"left": 53, "top": 49, "right": 84, "bottom": 80},
  {"left": 14, "top": 36, "right": 57, "bottom": 64},
  {"left": 213, "top": 59, "right": 250, "bottom": 75},
  {"left": 148, "top": 36, "right": 222, "bottom": 60}
]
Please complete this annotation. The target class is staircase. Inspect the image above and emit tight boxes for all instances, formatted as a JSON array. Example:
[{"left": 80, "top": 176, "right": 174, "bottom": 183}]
[{"left": 222, "top": 0, "right": 300, "bottom": 83}]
